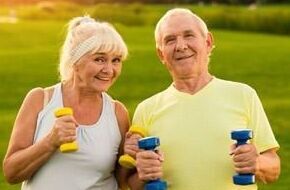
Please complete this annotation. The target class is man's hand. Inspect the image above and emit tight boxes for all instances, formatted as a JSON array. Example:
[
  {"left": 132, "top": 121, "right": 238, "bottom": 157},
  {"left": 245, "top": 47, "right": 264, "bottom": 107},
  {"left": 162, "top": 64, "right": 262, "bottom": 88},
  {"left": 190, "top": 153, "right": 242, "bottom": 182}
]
[
  {"left": 230, "top": 143, "right": 259, "bottom": 174},
  {"left": 136, "top": 150, "right": 164, "bottom": 181}
]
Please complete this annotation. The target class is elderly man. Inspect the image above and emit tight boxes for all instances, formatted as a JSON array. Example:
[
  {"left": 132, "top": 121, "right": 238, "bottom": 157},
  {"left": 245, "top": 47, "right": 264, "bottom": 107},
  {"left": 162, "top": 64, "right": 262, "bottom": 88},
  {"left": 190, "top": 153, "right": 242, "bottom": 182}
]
[{"left": 126, "top": 8, "right": 280, "bottom": 189}]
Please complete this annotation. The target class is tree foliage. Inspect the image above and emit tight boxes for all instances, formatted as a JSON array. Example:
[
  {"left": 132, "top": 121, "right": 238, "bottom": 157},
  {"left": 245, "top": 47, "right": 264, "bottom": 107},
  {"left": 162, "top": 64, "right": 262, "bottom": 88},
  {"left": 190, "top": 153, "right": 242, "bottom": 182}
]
[{"left": 1, "top": 0, "right": 290, "bottom": 5}]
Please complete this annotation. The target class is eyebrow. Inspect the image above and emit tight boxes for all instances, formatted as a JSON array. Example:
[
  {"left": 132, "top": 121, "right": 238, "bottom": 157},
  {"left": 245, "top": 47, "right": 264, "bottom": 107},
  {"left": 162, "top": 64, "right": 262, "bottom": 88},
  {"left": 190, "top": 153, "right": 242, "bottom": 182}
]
[
  {"left": 183, "top": 30, "right": 194, "bottom": 34},
  {"left": 163, "top": 34, "right": 176, "bottom": 41},
  {"left": 163, "top": 29, "right": 195, "bottom": 40},
  {"left": 94, "top": 52, "right": 106, "bottom": 55},
  {"left": 93, "top": 52, "right": 122, "bottom": 58}
]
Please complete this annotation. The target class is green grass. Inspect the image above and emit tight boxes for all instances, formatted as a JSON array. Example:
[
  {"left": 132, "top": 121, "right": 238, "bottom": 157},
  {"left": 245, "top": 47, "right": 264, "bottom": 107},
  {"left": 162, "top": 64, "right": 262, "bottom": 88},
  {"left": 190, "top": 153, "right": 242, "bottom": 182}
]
[
  {"left": 2, "top": 3, "right": 290, "bottom": 34},
  {"left": 0, "top": 20, "right": 289, "bottom": 189}
]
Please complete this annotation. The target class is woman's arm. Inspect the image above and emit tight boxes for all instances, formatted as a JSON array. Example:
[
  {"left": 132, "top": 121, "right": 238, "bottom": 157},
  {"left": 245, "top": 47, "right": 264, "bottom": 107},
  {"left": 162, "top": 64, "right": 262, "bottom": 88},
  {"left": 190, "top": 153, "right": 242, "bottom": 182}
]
[
  {"left": 114, "top": 101, "right": 131, "bottom": 189},
  {"left": 3, "top": 88, "right": 58, "bottom": 184},
  {"left": 128, "top": 172, "right": 145, "bottom": 190}
]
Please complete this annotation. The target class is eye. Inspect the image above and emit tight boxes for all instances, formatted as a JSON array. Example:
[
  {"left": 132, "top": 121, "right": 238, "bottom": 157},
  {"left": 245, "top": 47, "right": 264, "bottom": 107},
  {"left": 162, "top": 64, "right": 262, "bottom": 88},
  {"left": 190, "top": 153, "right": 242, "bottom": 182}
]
[
  {"left": 94, "top": 57, "right": 106, "bottom": 64},
  {"left": 165, "top": 37, "right": 176, "bottom": 45},
  {"left": 184, "top": 33, "right": 194, "bottom": 38},
  {"left": 112, "top": 57, "right": 121, "bottom": 65}
]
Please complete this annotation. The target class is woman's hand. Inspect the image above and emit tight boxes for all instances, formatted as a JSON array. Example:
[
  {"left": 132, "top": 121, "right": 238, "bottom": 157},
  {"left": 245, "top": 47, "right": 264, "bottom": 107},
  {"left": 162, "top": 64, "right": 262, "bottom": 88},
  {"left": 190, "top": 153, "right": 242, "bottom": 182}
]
[
  {"left": 49, "top": 115, "right": 78, "bottom": 149},
  {"left": 124, "top": 131, "right": 142, "bottom": 158}
]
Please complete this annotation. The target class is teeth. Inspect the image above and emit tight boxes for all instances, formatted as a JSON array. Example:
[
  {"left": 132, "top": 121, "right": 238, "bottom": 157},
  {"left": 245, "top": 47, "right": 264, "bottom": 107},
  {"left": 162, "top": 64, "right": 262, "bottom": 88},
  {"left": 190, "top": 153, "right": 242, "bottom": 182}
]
[
  {"left": 176, "top": 55, "right": 193, "bottom": 60},
  {"left": 95, "top": 76, "right": 110, "bottom": 81}
]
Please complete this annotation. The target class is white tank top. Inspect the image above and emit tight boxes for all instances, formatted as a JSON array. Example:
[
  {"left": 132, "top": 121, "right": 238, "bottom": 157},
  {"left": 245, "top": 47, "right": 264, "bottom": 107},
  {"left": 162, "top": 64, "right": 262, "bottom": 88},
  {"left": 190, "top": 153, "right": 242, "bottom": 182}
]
[{"left": 21, "top": 83, "right": 121, "bottom": 190}]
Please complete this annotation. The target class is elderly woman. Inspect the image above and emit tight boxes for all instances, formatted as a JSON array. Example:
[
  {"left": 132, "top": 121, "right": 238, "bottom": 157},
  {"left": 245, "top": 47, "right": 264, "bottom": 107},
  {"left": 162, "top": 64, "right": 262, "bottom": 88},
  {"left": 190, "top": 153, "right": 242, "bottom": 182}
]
[{"left": 3, "top": 16, "right": 130, "bottom": 190}]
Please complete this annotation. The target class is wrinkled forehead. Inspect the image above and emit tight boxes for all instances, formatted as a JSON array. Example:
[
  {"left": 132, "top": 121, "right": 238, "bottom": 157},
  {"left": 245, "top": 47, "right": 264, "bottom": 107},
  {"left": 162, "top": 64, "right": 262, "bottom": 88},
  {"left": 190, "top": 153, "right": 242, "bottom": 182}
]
[{"left": 161, "top": 13, "right": 201, "bottom": 35}]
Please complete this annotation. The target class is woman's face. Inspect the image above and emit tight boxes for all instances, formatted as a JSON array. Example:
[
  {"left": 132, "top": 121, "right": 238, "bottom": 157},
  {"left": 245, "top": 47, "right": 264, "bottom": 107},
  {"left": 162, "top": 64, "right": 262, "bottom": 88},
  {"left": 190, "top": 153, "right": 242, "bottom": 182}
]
[{"left": 73, "top": 51, "right": 123, "bottom": 92}]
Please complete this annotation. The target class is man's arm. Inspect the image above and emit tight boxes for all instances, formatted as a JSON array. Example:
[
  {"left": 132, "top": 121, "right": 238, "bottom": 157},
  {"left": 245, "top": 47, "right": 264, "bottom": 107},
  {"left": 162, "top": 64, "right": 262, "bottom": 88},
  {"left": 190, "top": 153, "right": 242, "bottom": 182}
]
[
  {"left": 231, "top": 144, "right": 280, "bottom": 184},
  {"left": 127, "top": 150, "right": 163, "bottom": 190},
  {"left": 255, "top": 148, "right": 280, "bottom": 183}
]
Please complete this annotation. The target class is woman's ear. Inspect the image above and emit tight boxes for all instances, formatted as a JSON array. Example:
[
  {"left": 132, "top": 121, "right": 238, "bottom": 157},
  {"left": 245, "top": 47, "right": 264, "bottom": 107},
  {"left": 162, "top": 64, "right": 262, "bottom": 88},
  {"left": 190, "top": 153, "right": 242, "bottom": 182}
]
[{"left": 73, "top": 64, "right": 79, "bottom": 72}]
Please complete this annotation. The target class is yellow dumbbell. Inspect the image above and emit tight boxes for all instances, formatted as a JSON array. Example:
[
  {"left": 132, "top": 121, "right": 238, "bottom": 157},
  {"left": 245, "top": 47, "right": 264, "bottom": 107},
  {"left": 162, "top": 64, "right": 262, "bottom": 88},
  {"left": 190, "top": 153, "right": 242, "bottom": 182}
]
[
  {"left": 54, "top": 107, "right": 78, "bottom": 153},
  {"left": 118, "top": 125, "right": 148, "bottom": 169}
]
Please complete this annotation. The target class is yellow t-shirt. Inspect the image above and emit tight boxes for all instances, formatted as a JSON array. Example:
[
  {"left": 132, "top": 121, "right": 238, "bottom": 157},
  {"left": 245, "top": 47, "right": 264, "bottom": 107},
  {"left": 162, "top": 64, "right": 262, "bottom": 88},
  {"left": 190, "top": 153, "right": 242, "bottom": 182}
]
[{"left": 132, "top": 78, "right": 279, "bottom": 190}]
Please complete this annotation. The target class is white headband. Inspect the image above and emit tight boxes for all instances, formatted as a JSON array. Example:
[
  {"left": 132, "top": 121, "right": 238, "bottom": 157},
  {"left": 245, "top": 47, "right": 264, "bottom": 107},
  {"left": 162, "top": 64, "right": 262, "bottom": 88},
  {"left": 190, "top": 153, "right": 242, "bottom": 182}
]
[{"left": 70, "top": 35, "right": 98, "bottom": 64}]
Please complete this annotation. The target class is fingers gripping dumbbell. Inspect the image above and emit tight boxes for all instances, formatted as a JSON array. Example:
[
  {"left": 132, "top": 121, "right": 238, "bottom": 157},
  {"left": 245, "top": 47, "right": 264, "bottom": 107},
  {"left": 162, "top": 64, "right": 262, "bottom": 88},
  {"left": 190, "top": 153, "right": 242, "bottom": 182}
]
[
  {"left": 119, "top": 125, "right": 148, "bottom": 169},
  {"left": 54, "top": 107, "right": 78, "bottom": 153},
  {"left": 231, "top": 129, "right": 255, "bottom": 185},
  {"left": 138, "top": 137, "right": 167, "bottom": 190}
]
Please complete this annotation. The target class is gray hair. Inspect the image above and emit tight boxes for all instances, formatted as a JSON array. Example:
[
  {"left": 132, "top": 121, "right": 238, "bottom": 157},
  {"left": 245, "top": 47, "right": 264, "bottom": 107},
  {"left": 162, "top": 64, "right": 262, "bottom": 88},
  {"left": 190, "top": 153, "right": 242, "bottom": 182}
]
[
  {"left": 154, "top": 8, "right": 209, "bottom": 48},
  {"left": 59, "top": 16, "right": 128, "bottom": 81}
]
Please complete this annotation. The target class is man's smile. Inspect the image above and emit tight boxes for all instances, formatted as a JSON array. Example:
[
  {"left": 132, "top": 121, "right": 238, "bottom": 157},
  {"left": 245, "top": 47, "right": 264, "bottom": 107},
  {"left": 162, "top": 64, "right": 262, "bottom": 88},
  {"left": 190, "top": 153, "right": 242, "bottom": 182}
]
[{"left": 175, "top": 54, "right": 194, "bottom": 61}]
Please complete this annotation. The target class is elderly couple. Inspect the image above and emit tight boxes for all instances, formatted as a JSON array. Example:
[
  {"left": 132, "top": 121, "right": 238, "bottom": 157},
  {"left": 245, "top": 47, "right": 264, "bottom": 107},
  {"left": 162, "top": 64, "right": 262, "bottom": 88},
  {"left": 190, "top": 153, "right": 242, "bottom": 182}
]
[{"left": 3, "top": 8, "right": 280, "bottom": 190}]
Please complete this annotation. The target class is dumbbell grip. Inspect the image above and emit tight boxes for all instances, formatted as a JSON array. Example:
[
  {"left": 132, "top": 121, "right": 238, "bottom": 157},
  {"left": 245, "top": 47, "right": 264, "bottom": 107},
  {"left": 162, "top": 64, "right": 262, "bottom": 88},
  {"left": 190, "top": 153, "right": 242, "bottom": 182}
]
[
  {"left": 54, "top": 107, "right": 78, "bottom": 153},
  {"left": 118, "top": 126, "right": 148, "bottom": 169},
  {"left": 138, "top": 137, "right": 167, "bottom": 190},
  {"left": 231, "top": 129, "right": 255, "bottom": 185},
  {"left": 236, "top": 139, "right": 248, "bottom": 146}
]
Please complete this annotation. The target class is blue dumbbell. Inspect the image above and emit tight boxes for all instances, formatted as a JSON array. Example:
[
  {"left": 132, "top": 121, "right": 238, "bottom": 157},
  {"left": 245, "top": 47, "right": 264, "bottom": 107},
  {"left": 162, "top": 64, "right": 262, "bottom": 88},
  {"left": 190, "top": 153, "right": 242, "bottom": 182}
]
[
  {"left": 231, "top": 129, "right": 255, "bottom": 185},
  {"left": 138, "top": 137, "right": 167, "bottom": 190}
]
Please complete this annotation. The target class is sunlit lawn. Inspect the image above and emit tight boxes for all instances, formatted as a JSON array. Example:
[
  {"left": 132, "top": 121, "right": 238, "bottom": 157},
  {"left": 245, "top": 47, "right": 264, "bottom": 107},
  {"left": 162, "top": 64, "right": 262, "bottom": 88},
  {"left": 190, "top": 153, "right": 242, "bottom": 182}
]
[{"left": 0, "top": 20, "right": 289, "bottom": 189}]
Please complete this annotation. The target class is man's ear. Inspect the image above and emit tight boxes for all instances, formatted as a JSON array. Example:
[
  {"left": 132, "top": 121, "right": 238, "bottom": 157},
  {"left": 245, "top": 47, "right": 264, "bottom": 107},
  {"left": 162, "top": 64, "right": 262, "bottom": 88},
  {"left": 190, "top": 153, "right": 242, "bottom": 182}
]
[
  {"left": 206, "top": 32, "right": 214, "bottom": 54},
  {"left": 156, "top": 47, "right": 165, "bottom": 65}
]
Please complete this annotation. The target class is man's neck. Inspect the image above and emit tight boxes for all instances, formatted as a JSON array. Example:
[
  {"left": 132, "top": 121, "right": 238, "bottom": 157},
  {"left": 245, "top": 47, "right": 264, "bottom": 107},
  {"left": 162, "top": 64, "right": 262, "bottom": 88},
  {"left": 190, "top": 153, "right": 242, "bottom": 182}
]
[{"left": 173, "top": 73, "right": 213, "bottom": 95}]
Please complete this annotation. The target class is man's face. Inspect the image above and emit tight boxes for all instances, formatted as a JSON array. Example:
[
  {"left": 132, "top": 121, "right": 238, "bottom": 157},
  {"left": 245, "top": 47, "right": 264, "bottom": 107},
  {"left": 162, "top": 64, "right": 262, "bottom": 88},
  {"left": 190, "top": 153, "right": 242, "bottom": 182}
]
[{"left": 157, "top": 13, "right": 213, "bottom": 80}]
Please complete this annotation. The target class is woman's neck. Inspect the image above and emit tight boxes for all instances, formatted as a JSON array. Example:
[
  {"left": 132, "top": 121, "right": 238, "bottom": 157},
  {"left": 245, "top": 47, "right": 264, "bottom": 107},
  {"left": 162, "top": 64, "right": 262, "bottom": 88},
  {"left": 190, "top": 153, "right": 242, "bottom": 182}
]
[{"left": 62, "top": 80, "right": 102, "bottom": 107}]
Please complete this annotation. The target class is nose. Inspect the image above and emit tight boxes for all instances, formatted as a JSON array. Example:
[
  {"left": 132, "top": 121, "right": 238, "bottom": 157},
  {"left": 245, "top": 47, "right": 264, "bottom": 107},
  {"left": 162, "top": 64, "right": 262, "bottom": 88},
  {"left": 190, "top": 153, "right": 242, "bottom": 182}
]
[
  {"left": 102, "top": 62, "right": 113, "bottom": 75},
  {"left": 175, "top": 37, "right": 188, "bottom": 52}
]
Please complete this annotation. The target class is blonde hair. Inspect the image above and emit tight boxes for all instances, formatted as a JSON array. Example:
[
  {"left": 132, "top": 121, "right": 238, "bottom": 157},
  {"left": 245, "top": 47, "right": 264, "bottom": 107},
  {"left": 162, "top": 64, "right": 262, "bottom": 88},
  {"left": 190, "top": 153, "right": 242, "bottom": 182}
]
[
  {"left": 59, "top": 16, "right": 128, "bottom": 81},
  {"left": 154, "top": 8, "right": 209, "bottom": 48}
]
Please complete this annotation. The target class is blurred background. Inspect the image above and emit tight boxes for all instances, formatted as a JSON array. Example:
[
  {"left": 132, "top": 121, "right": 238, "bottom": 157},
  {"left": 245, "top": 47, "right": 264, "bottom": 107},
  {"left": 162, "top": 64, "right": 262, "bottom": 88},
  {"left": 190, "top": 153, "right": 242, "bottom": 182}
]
[{"left": 0, "top": 0, "right": 289, "bottom": 189}]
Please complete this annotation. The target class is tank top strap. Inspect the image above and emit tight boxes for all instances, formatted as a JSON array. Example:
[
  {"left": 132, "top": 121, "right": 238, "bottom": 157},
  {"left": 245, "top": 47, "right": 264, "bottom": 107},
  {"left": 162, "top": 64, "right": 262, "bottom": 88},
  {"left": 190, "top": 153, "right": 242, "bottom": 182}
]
[
  {"left": 100, "top": 93, "right": 120, "bottom": 139},
  {"left": 50, "top": 83, "right": 63, "bottom": 108},
  {"left": 102, "top": 92, "right": 115, "bottom": 115},
  {"left": 37, "top": 83, "right": 61, "bottom": 114},
  {"left": 34, "top": 83, "right": 63, "bottom": 142}
]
